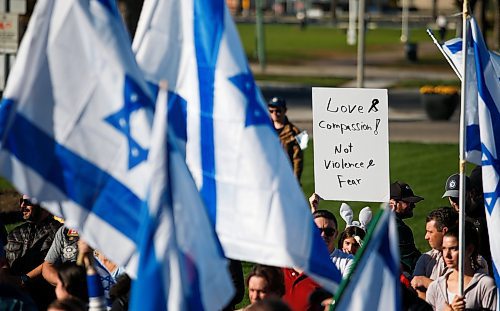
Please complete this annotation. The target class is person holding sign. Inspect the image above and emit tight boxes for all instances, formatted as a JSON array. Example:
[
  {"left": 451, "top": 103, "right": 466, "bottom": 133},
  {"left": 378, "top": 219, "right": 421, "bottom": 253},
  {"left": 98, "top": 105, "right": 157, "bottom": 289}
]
[
  {"left": 268, "top": 97, "right": 303, "bottom": 181},
  {"left": 390, "top": 181, "right": 423, "bottom": 275}
]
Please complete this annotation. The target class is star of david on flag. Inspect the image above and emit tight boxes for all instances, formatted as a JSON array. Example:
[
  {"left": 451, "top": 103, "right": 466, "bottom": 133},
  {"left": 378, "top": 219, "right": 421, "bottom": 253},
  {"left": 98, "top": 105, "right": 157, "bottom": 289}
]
[
  {"left": 133, "top": 0, "right": 342, "bottom": 293},
  {"left": 462, "top": 17, "right": 500, "bottom": 303},
  {"left": 0, "top": 0, "right": 154, "bottom": 273}
]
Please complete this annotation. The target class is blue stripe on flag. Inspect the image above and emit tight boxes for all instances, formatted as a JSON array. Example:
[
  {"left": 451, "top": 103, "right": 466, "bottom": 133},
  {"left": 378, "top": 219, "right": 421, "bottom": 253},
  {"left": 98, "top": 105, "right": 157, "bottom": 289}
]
[
  {"left": 193, "top": 0, "right": 224, "bottom": 224},
  {"left": 307, "top": 225, "right": 342, "bottom": 282},
  {"left": 168, "top": 92, "right": 188, "bottom": 142},
  {"left": 466, "top": 124, "right": 481, "bottom": 152},
  {"left": 96, "top": 0, "right": 120, "bottom": 17},
  {"left": 181, "top": 252, "right": 204, "bottom": 309},
  {"left": 87, "top": 274, "right": 104, "bottom": 298},
  {"left": 473, "top": 28, "right": 500, "bottom": 153},
  {"left": 378, "top": 227, "right": 398, "bottom": 277},
  {"left": 446, "top": 40, "right": 463, "bottom": 54},
  {"left": 494, "top": 262, "right": 499, "bottom": 284},
  {"left": 130, "top": 201, "right": 168, "bottom": 311},
  {"left": 145, "top": 82, "right": 187, "bottom": 142},
  {"left": 0, "top": 98, "right": 14, "bottom": 139},
  {"left": 481, "top": 146, "right": 500, "bottom": 215},
  {"left": 3, "top": 110, "right": 141, "bottom": 240},
  {"left": 378, "top": 222, "right": 401, "bottom": 309}
]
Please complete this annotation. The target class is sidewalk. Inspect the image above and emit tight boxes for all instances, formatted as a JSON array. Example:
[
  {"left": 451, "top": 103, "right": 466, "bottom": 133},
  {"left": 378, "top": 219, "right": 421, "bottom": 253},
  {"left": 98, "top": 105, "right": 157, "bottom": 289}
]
[{"left": 255, "top": 61, "right": 460, "bottom": 144}]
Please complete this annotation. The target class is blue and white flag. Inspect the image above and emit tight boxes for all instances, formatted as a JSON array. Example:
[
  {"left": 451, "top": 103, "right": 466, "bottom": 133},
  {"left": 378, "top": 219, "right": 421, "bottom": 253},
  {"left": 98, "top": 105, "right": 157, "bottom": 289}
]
[
  {"left": 334, "top": 208, "right": 400, "bottom": 311},
  {"left": 0, "top": 0, "right": 154, "bottom": 272},
  {"left": 438, "top": 24, "right": 500, "bottom": 164},
  {"left": 441, "top": 36, "right": 500, "bottom": 82},
  {"left": 133, "top": 0, "right": 342, "bottom": 291},
  {"left": 130, "top": 88, "right": 234, "bottom": 311},
  {"left": 464, "top": 17, "right": 500, "bottom": 305}
]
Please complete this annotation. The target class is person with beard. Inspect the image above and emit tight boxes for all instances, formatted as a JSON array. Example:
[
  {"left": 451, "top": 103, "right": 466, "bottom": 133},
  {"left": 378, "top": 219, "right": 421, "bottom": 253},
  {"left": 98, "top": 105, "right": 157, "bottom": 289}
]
[
  {"left": 4, "top": 194, "right": 62, "bottom": 310},
  {"left": 282, "top": 210, "right": 351, "bottom": 311},
  {"left": 390, "top": 181, "right": 424, "bottom": 274}
]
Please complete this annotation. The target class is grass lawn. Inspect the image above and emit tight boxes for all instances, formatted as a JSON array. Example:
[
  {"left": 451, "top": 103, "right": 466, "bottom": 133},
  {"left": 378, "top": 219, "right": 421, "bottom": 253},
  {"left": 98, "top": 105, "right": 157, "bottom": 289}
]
[
  {"left": 254, "top": 74, "right": 350, "bottom": 87},
  {"left": 236, "top": 23, "right": 452, "bottom": 66}
]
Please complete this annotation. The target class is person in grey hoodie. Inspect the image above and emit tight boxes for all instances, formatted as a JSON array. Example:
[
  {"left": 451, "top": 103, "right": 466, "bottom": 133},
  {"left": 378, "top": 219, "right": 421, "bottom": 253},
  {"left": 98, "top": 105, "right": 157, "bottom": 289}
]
[{"left": 426, "top": 223, "right": 497, "bottom": 310}]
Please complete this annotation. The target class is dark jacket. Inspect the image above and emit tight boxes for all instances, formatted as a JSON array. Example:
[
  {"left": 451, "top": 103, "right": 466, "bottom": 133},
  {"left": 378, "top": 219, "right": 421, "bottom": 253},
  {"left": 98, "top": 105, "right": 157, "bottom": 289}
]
[
  {"left": 396, "top": 215, "right": 421, "bottom": 274},
  {"left": 277, "top": 118, "right": 303, "bottom": 180}
]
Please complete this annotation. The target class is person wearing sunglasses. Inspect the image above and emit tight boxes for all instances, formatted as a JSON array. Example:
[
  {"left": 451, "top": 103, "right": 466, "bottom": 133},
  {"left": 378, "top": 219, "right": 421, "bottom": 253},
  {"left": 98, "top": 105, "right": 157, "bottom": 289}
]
[
  {"left": 268, "top": 96, "right": 303, "bottom": 181},
  {"left": 282, "top": 210, "right": 353, "bottom": 311},
  {"left": 4, "top": 194, "right": 62, "bottom": 310},
  {"left": 312, "top": 209, "right": 354, "bottom": 278},
  {"left": 390, "top": 181, "right": 424, "bottom": 275}
]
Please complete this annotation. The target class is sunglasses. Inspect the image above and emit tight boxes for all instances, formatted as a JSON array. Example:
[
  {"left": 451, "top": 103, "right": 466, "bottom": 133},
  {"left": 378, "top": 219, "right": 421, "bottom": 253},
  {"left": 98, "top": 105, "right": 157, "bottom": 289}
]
[
  {"left": 318, "top": 227, "right": 336, "bottom": 237},
  {"left": 268, "top": 108, "right": 282, "bottom": 114},
  {"left": 19, "top": 198, "right": 34, "bottom": 206}
]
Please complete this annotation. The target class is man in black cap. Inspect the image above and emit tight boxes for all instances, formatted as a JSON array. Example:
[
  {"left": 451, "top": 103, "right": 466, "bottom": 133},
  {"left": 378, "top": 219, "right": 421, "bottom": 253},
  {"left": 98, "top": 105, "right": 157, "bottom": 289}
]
[
  {"left": 268, "top": 96, "right": 303, "bottom": 180},
  {"left": 441, "top": 173, "right": 471, "bottom": 212},
  {"left": 390, "top": 181, "right": 423, "bottom": 274},
  {"left": 443, "top": 170, "right": 492, "bottom": 272}
]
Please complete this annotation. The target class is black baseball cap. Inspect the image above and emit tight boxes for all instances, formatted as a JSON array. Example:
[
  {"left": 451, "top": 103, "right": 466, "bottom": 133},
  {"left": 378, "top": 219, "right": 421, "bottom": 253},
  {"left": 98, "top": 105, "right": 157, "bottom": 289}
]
[
  {"left": 268, "top": 97, "right": 287, "bottom": 109},
  {"left": 390, "top": 181, "right": 424, "bottom": 203},
  {"left": 442, "top": 173, "right": 470, "bottom": 198}
]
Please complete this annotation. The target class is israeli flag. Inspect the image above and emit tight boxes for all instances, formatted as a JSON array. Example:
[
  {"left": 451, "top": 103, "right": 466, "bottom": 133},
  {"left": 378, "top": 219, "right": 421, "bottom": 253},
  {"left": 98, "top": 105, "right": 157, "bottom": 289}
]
[
  {"left": 440, "top": 26, "right": 500, "bottom": 164},
  {"left": 466, "top": 17, "right": 500, "bottom": 306},
  {"left": 436, "top": 17, "right": 500, "bottom": 307},
  {"left": 133, "top": 0, "right": 342, "bottom": 291},
  {"left": 130, "top": 88, "right": 234, "bottom": 311},
  {"left": 0, "top": 0, "right": 154, "bottom": 272},
  {"left": 334, "top": 208, "right": 401, "bottom": 311}
]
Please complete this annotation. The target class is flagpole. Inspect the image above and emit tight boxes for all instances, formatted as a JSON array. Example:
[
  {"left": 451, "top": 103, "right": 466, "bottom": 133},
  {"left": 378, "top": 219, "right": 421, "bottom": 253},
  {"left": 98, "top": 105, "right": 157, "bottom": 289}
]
[
  {"left": 458, "top": 0, "right": 470, "bottom": 298},
  {"left": 426, "top": 29, "right": 462, "bottom": 80}
]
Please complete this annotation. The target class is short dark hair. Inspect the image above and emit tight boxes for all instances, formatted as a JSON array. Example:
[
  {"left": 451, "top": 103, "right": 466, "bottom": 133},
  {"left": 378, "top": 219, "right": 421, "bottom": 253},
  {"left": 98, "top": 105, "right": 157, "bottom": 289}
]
[
  {"left": 312, "top": 210, "right": 338, "bottom": 229},
  {"left": 57, "top": 262, "right": 88, "bottom": 302},
  {"left": 246, "top": 264, "right": 285, "bottom": 297},
  {"left": 337, "top": 226, "right": 366, "bottom": 250},
  {"left": 425, "top": 207, "right": 458, "bottom": 231}
]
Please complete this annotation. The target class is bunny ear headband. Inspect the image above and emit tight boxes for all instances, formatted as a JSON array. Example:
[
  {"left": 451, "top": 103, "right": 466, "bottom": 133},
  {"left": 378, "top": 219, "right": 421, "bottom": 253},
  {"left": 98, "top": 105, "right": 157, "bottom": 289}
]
[{"left": 339, "top": 203, "right": 373, "bottom": 231}]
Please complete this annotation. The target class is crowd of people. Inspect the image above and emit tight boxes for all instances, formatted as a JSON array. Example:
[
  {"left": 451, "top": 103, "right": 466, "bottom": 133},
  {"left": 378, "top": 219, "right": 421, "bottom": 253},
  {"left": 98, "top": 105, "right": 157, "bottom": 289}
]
[
  {"left": 0, "top": 195, "right": 130, "bottom": 311},
  {"left": 0, "top": 97, "right": 497, "bottom": 310}
]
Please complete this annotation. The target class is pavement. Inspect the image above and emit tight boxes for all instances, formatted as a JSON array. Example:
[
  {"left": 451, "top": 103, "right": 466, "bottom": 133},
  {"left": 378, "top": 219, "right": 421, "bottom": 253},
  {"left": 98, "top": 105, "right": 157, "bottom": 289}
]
[{"left": 252, "top": 48, "right": 462, "bottom": 144}]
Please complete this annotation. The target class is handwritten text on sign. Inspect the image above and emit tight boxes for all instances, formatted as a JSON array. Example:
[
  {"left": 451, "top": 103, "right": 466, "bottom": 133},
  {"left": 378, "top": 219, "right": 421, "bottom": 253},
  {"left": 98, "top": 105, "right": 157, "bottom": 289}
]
[{"left": 312, "top": 88, "right": 389, "bottom": 202}]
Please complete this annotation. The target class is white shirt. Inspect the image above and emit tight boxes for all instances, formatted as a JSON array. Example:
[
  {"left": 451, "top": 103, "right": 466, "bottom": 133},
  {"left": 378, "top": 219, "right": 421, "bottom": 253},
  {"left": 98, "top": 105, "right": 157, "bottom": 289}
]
[{"left": 330, "top": 248, "right": 354, "bottom": 278}]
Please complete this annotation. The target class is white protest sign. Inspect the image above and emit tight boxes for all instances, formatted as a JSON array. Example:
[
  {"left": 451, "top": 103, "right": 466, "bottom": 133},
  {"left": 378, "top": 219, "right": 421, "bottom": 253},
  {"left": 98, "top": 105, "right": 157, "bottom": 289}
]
[{"left": 312, "top": 87, "right": 389, "bottom": 202}]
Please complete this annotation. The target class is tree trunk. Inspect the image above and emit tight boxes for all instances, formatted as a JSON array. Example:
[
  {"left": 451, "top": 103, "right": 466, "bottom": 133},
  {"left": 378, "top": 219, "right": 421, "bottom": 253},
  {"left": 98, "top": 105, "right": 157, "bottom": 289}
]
[{"left": 432, "top": 0, "right": 438, "bottom": 19}]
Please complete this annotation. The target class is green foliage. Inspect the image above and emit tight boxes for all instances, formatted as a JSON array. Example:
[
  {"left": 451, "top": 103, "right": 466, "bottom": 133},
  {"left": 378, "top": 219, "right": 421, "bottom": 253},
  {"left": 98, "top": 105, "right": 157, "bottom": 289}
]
[
  {"left": 237, "top": 24, "right": 446, "bottom": 65},
  {"left": 254, "top": 74, "right": 350, "bottom": 87},
  {"left": 0, "top": 179, "right": 12, "bottom": 191}
]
